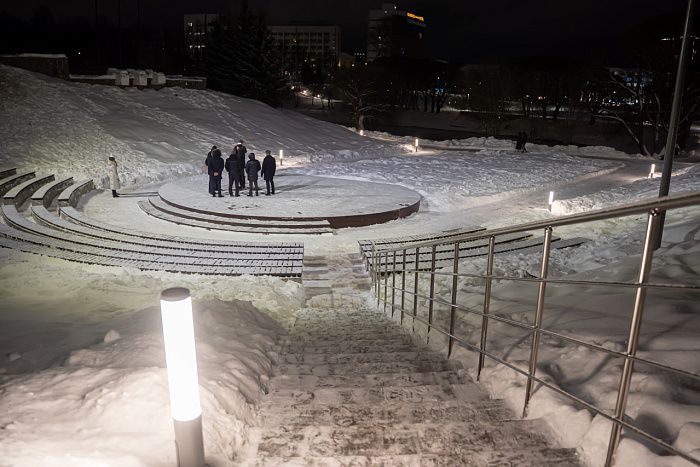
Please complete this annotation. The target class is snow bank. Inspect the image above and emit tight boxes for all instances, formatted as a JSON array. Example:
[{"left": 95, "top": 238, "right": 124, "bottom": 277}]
[{"left": 0, "top": 250, "right": 304, "bottom": 466}]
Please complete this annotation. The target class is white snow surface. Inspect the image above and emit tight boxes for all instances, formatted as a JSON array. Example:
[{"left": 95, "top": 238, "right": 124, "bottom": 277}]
[{"left": 0, "top": 65, "right": 699, "bottom": 466}]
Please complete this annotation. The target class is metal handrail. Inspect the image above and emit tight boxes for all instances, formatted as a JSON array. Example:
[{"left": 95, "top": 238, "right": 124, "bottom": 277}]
[
  {"left": 367, "top": 190, "right": 700, "bottom": 467},
  {"left": 368, "top": 190, "right": 700, "bottom": 254}
]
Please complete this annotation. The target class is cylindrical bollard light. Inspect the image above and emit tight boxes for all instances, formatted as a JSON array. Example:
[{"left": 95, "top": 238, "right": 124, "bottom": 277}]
[
  {"left": 360, "top": 129, "right": 365, "bottom": 136},
  {"left": 415, "top": 138, "right": 419, "bottom": 152},
  {"left": 160, "top": 287, "right": 205, "bottom": 467},
  {"left": 649, "top": 163, "right": 656, "bottom": 179},
  {"left": 548, "top": 191, "right": 554, "bottom": 211},
  {"left": 280, "top": 149, "right": 284, "bottom": 166}
]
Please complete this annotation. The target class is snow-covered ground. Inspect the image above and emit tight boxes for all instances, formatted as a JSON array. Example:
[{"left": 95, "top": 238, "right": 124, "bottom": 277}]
[{"left": 0, "top": 64, "right": 698, "bottom": 466}]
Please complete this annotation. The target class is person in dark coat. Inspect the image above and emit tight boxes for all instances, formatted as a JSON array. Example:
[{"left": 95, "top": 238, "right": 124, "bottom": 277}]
[
  {"left": 205, "top": 145, "right": 217, "bottom": 170},
  {"left": 225, "top": 150, "right": 242, "bottom": 196},
  {"left": 205, "top": 145, "right": 217, "bottom": 193},
  {"left": 521, "top": 132, "right": 528, "bottom": 153},
  {"left": 208, "top": 149, "right": 224, "bottom": 197},
  {"left": 515, "top": 133, "right": 523, "bottom": 151},
  {"left": 233, "top": 140, "right": 247, "bottom": 189},
  {"left": 245, "top": 153, "right": 261, "bottom": 197},
  {"left": 261, "top": 150, "right": 276, "bottom": 195}
]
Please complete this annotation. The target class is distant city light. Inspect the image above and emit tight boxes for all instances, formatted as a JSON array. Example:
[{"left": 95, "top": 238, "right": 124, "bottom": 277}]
[{"left": 407, "top": 12, "right": 425, "bottom": 22}]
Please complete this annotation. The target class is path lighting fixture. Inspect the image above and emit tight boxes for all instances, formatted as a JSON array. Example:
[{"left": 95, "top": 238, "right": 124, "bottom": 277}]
[
  {"left": 415, "top": 138, "right": 419, "bottom": 152},
  {"left": 280, "top": 149, "right": 284, "bottom": 166},
  {"left": 160, "top": 287, "right": 206, "bottom": 467},
  {"left": 548, "top": 191, "right": 555, "bottom": 211},
  {"left": 649, "top": 163, "right": 656, "bottom": 179},
  {"left": 360, "top": 129, "right": 364, "bottom": 136}
]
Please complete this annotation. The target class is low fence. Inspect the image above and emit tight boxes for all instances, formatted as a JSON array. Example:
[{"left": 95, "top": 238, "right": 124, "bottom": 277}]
[{"left": 367, "top": 191, "right": 700, "bottom": 467}]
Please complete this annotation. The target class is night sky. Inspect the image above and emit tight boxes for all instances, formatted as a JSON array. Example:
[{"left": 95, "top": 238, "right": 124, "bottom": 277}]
[{"left": 2, "top": 0, "right": 692, "bottom": 63}]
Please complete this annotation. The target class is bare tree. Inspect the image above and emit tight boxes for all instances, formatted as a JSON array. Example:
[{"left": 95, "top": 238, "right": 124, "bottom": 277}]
[{"left": 334, "top": 69, "right": 386, "bottom": 129}]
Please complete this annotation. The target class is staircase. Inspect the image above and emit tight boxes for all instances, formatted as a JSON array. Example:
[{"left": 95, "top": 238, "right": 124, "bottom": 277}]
[{"left": 246, "top": 255, "right": 580, "bottom": 466}]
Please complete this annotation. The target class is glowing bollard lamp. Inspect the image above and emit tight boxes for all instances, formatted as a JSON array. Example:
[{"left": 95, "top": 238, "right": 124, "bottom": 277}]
[
  {"left": 160, "top": 287, "right": 206, "bottom": 467},
  {"left": 415, "top": 138, "right": 420, "bottom": 152},
  {"left": 548, "top": 191, "right": 555, "bottom": 212},
  {"left": 648, "top": 163, "right": 656, "bottom": 179}
]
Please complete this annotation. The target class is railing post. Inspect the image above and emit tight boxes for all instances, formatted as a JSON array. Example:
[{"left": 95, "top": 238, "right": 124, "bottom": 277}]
[
  {"left": 383, "top": 251, "right": 388, "bottom": 314},
  {"left": 374, "top": 244, "right": 380, "bottom": 307},
  {"left": 427, "top": 244, "right": 437, "bottom": 344},
  {"left": 477, "top": 235, "right": 496, "bottom": 381},
  {"left": 401, "top": 248, "right": 407, "bottom": 324},
  {"left": 523, "top": 227, "right": 553, "bottom": 418},
  {"left": 448, "top": 242, "right": 460, "bottom": 358},
  {"left": 391, "top": 250, "right": 397, "bottom": 318},
  {"left": 413, "top": 246, "right": 419, "bottom": 332},
  {"left": 605, "top": 210, "right": 659, "bottom": 467}
]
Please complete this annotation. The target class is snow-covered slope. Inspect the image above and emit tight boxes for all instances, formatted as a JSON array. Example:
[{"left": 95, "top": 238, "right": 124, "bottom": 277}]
[{"left": 0, "top": 65, "right": 391, "bottom": 188}]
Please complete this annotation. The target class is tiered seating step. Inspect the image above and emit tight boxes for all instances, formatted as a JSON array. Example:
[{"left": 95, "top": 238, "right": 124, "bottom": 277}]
[
  {"left": 31, "top": 177, "right": 74, "bottom": 207},
  {"left": 140, "top": 197, "right": 333, "bottom": 235}
]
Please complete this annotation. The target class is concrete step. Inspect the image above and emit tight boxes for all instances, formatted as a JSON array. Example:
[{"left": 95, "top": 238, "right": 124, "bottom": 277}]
[
  {"left": 282, "top": 351, "right": 444, "bottom": 365},
  {"left": 259, "top": 398, "right": 510, "bottom": 427},
  {"left": 252, "top": 420, "right": 569, "bottom": 459},
  {"left": 261, "top": 383, "right": 488, "bottom": 408},
  {"left": 270, "top": 370, "right": 467, "bottom": 391},
  {"left": 273, "top": 359, "right": 462, "bottom": 377},
  {"left": 282, "top": 337, "right": 419, "bottom": 353},
  {"left": 253, "top": 449, "right": 580, "bottom": 467},
  {"left": 283, "top": 343, "right": 421, "bottom": 355}
]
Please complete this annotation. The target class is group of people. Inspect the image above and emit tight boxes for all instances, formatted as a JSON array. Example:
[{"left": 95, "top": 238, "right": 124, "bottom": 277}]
[{"left": 205, "top": 140, "right": 276, "bottom": 197}]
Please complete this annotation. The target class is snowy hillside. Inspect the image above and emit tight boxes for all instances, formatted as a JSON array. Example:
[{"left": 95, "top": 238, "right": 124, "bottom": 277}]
[{"left": 0, "top": 65, "right": 698, "bottom": 466}]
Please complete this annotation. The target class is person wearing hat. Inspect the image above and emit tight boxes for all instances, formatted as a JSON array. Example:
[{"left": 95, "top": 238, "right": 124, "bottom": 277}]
[
  {"left": 261, "top": 150, "right": 276, "bottom": 196},
  {"left": 108, "top": 156, "right": 120, "bottom": 198},
  {"left": 245, "top": 153, "right": 261, "bottom": 196}
]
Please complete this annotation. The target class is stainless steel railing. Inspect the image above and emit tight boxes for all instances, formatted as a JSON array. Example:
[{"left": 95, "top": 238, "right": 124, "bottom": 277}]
[{"left": 367, "top": 190, "right": 700, "bottom": 467}]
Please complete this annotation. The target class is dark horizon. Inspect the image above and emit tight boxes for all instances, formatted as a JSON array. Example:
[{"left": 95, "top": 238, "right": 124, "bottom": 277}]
[{"left": 0, "top": 0, "right": 694, "bottom": 64}]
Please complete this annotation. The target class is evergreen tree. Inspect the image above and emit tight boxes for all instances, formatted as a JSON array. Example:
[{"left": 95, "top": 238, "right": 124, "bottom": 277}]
[{"left": 204, "top": 9, "right": 287, "bottom": 107}]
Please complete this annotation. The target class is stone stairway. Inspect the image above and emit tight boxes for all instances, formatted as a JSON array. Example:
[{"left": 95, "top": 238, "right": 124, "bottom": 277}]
[{"left": 246, "top": 254, "right": 580, "bottom": 466}]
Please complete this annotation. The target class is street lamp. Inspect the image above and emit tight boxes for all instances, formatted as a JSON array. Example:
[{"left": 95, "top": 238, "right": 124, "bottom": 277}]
[{"left": 160, "top": 287, "right": 205, "bottom": 467}]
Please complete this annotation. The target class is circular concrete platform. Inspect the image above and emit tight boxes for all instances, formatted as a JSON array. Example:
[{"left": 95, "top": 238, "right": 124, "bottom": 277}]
[{"left": 158, "top": 174, "right": 421, "bottom": 229}]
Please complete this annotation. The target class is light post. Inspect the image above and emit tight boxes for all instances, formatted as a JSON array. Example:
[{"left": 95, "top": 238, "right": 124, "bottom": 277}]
[
  {"left": 548, "top": 191, "right": 555, "bottom": 212},
  {"left": 279, "top": 149, "right": 284, "bottom": 166},
  {"left": 648, "top": 163, "right": 656, "bottom": 179},
  {"left": 414, "top": 138, "right": 419, "bottom": 152},
  {"left": 160, "top": 288, "right": 205, "bottom": 467},
  {"left": 654, "top": 0, "right": 696, "bottom": 249}
]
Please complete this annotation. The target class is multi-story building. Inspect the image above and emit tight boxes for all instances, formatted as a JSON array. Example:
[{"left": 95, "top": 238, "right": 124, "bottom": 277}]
[
  {"left": 268, "top": 25, "right": 341, "bottom": 80},
  {"left": 184, "top": 14, "right": 218, "bottom": 66},
  {"left": 367, "top": 3, "right": 426, "bottom": 62}
]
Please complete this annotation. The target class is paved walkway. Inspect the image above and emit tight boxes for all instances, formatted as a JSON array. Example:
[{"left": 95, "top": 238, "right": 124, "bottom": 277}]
[{"left": 245, "top": 255, "right": 581, "bottom": 466}]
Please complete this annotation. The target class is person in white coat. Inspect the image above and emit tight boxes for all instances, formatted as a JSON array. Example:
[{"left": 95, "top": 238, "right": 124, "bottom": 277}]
[{"left": 108, "top": 156, "right": 120, "bottom": 197}]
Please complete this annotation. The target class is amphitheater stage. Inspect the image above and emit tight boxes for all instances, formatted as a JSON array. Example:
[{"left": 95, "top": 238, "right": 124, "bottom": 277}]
[{"left": 157, "top": 174, "right": 422, "bottom": 229}]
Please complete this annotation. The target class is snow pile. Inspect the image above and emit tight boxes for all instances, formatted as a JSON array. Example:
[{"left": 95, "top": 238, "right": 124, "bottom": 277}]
[
  {"left": 552, "top": 164, "right": 700, "bottom": 216},
  {"left": 359, "top": 129, "right": 648, "bottom": 160},
  {"left": 0, "top": 250, "right": 304, "bottom": 466}
]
